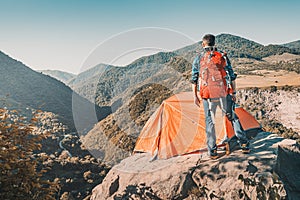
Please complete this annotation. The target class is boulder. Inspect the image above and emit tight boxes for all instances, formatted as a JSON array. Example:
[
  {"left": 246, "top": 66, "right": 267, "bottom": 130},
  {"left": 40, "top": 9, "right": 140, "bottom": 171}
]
[
  {"left": 275, "top": 143, "right": 300, "bottom": 199},
  {"left": 90, "top": 132, "right": 296, "bottom": 199}
]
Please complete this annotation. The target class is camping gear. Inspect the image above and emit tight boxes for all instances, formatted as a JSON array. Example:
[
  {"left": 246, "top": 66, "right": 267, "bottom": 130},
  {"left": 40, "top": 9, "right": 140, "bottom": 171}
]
[
  {"left": 199, "top": 51, "right": 227, "bottom": 99},
  {"left": 134, "top": 92, "right": 261, "bottom": 159}
]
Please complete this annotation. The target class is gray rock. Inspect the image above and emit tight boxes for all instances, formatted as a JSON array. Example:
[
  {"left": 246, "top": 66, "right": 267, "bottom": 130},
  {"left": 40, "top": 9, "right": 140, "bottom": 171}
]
[
  {"left": 275, "top": 143, "right": 300, "bottom": 200},
  {"left": 90, "top": 132, "right": 296, "bottom": 200}
]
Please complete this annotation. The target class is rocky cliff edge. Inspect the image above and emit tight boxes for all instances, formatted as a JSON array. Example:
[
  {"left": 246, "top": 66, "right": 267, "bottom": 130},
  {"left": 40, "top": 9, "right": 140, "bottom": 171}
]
[{"left": 90, "top": 132, "right": 298, "bottom": 199}]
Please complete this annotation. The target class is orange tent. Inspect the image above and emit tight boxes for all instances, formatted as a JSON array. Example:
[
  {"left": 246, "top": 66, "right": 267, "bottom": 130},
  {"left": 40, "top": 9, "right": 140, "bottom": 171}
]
[{"left": 134, "top": 92, "right": 261, "bottom": 159}]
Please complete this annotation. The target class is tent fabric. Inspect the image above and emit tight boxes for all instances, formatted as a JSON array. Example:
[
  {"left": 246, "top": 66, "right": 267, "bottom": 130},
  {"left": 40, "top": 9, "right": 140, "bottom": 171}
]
[{"left": 134, "top": 92, "right": 261, "bottom": 159}]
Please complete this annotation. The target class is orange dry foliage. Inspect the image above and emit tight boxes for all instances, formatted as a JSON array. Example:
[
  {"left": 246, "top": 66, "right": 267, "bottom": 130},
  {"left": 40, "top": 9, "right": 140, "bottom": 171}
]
[{"left": 0, "top": 108, "right": 59, "bottom": 200}]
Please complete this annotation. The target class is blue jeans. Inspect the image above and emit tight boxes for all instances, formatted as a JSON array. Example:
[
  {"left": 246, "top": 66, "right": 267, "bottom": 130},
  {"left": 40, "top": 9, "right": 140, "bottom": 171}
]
[{"left": 202, "top": 98, "right": 248, "bottom": 154}]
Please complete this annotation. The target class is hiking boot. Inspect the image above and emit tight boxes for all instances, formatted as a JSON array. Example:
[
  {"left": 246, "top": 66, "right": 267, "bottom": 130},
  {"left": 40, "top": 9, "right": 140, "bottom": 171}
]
[
  {"left": 240, "top": 143, "right": 250, "bottom": 154},
  {"left": 209, "top": 149, "right": 218, "bottom": 159}
]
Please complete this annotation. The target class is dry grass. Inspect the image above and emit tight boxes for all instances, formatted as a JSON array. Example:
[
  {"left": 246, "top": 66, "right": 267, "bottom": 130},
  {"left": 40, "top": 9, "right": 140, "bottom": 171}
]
[
  {"left": 262, "top": 53, "right": 300, "bottom": 63},
  {"left": 236, "top": 70, "right": 300, "bottom": 89}
]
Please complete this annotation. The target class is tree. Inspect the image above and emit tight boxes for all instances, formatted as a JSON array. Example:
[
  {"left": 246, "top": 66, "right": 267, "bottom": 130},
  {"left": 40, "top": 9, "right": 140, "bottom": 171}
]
[{"left": 0, "top": 108, "right": 59, "bottom": 200}]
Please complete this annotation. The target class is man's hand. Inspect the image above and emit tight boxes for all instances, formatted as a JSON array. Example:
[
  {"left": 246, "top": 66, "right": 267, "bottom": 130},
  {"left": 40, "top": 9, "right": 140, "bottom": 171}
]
[
  {"left": 192, "top": 84, "right": 201, "bottom": 107},
  {"left": 231, "top": 94, "right": 236, "bottom": 102}
]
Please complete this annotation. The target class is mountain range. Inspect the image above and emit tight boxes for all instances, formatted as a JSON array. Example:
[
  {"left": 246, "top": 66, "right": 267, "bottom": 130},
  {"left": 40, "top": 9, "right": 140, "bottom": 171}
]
[
  {"left": 0, "top": 51, "right": 111, "bottom": 131},
  {"left": 42, "top": 34, "right": 300, "bottom": 106},
  {"left": 2, "top": 33, "right": 299, "bottom": 139}
]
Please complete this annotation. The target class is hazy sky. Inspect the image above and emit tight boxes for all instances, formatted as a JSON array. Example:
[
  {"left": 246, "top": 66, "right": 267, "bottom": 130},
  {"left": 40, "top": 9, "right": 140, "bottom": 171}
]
[{"left": 0, "top": 0, "right": 299, "bottom": 74}]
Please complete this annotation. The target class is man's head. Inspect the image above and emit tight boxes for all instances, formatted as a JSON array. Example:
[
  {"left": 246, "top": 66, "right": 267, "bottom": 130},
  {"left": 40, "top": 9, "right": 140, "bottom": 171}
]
[{"left": 202, "top": 34, "right": 215, "bottom": 47}]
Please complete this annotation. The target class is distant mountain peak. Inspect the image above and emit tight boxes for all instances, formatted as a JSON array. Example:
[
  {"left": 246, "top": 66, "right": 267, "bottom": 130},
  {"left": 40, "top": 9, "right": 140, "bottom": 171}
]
[
  {"left": 39, "top": 69, "right": 76, "bottom": 85},
  {"left": 281, "top": 40, "right": 300, "bottom": 50}
]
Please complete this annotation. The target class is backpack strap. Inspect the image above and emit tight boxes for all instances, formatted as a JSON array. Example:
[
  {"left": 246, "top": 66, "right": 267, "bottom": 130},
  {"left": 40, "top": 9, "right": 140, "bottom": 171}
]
[{"left": 220, "top": 51, "right": 237, "bottom": 89}]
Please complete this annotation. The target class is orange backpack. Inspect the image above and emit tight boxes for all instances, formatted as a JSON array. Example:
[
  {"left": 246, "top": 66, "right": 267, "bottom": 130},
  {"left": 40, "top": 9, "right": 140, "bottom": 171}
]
[{"left": 199, "top": 50, "right": 227, "bottom": 99}]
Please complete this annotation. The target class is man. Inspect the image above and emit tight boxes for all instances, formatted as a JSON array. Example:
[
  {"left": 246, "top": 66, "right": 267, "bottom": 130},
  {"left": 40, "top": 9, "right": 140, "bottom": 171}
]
[{"left": 191, "top": 34, "right": 250, "bottom": 159}]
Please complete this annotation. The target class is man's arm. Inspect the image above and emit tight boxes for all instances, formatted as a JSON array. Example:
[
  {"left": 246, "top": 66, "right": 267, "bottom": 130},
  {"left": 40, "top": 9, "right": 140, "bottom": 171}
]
[
  {"left": 223, "top": 54, "right": 237, "bottom": 83},
  {"left": 231, "top": 80, "right": 236, "bottom": 94},
  {"left": 224, "top": 55, "right": 238, "bottom": 100},
  {"left": 191, "top": 55, "right": 201, "bottom": 106}
]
